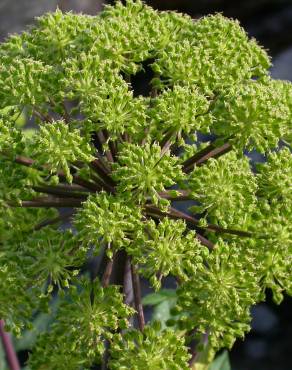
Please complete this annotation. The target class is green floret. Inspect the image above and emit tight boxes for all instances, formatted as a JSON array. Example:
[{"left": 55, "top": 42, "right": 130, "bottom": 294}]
[
  {"left": 0, "top": 264, "right": 42, "bottom": 336},
  {"left": 256, "top": 147, "right": 292, "bottom": 202},
  {"left": 128, "top": 218, "right": 207, "bottom": 290},
  {"left": 99, "top": 1, "right": 196, "bottom": 75},
  {"left": 152, "top": 14, "right": 270, "bottom": 94},
  {"left": 81, "top": 74, "right": 148, "bottom": 143},
  {"left": 0, "top": 57, "right": 57, "bottom": 111},
  {"left": 212, "top": 79, "right": 291, "bottom": 152},
  {"left": 109, "top": 323, "right": 191, "bottom": 370},
  {"left": 149, "top": 84, "right": 212, "bottom": 142},
  {"left": 0, "top": 110, "right": 24, "bottom": 154},
  {"left": 31, "top": 120, "right": 94, "bottom": 183},
  {"left": 0, "top": 159, "right": 39, "bottom": 206},
  {"left": 176, "top": 241, "right": 260, "bottom": 352},
  {"left": 16, "top": 228, "right": 84, "bottom": 292},
  {"left": 63, "top": 52, "right": 117, "bottom": 102},
  {"left": 188, "top": 151, "right": 257, "bottom": 228},
  {"left": 21, "top": 10, "right": 97, "bottom": 65},
  {"left": 0, "top": 207, "right": 57, "bottom": 244},
  {"left": 113, "top": 143, "right": 184, "bottom": 206},
  {"left": 28, "top": 277, "right": 134, "bottom": 370},
  {"left": 99, "top": 0, "right": 162, "bottom": 74},
  {"left": 74, "top": 192, "right": 143, "bottom": 255},
  {"left": 247, "top": 202, "right": 292, "bottom": 304}
]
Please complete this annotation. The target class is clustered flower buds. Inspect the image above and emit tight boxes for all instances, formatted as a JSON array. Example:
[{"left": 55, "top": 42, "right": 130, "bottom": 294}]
[{"left": 0, "top": 1, "right": 291, "bottom": 369}]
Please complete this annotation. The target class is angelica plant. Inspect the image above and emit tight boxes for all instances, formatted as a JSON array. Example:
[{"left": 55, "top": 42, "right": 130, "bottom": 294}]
[{"left": 0, "top": 1, "right": 291, "bottom": 369}]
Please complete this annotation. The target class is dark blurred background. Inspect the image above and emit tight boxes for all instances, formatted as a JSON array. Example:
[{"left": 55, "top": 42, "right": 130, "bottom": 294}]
[{"left": 0, "top": 1, "right": 291, "bottom": 369}]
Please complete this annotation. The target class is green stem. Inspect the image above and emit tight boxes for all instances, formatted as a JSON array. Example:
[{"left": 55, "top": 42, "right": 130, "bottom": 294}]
[{"left": 190, "top": 333, "right": 214, "bottom": 370}]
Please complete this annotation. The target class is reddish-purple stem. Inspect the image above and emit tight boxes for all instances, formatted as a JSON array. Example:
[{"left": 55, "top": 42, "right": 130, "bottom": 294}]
[
  {"left": 12, "top": 154, "right": 100, "bottom": 192},
  {"left": 145, "top": 205, "right": 253, "bottom": 238},
  {"left": 33, "top": 109, "right": 53, "bottom": 123},
  {"left": 131, "top": 263, "right": 145, "bottom": 331},
  {"left": 0, "top": 320, "right": 20, "bottom": 370},
  {"left": 160, "top": 131, "right": 175, "bottom": 156},
  {"left": 61, "top": 101, "right": 71, "bottom": 123},
  {"left": 123, "top": 256, "right": 134, "bottom": 306},
  {"left": 12, "top": 197, "right": 82, "bottom": 208},
  {"left": 183, "top": 143, "right": 232, "bottom": 173},
  {"left": 182, "top": 143, "right": 216, "bottom": 169},
  {"left": 32, "top": 186, "right": 89, "bottom": 199},
  {"left": 90, "top": 159, "right": 116, "bottom": 186},
  {"left": 195, "top": 233, "right": 214, "bottom": 249},
  {"left": 102, "top": 257, "right": 114, "bottom": 288},
  {"left": 14, "top": 155, "right": 35, "bottom": 167},
  {"left": 97, "top": 131, "right": 114, "bottom": 163}
]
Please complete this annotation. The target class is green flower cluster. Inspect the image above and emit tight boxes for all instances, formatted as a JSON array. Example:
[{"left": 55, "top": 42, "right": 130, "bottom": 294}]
[
  {"left": 257, "top": 147, "right": 292, "bottom": 202},
  {"left": 0, "top": 207, "right": 57, "bottom": 244},
  {"left": 31, "top": 120, "right": 94, "bottom": 183},
  {"left": 128, "top": 218, "right": 206, "bottom": 290},
  {"left": 212, "top": 80, "right": 291, "bottom": 152},
  {"left": 250, "top": 203, "right": 292, "bottom": 304},
  {"left": 0, "top": 111, "right": 23, "bottom": 154},
  {"left": 0, "top": 57, "right": 56, "bottom": 110},
  {"left": 0, "top": 264, "right": 40, "bottom": 336},
  {"left": 149, "top": 85, "right": 212, "bottom": 142},
  {"left": 109, "top": 323, "right": 190, "bottom": 370},
  {"left": 29, "top": 277, "right": 134, "bottom": 370},
  {"left": 188, "top": 152, "right": 257, "bottom": 228},
  {"left": 152, "top": 14, "right": 270, "bottom": 94},
  {"left": 113, "top": 143, "right": 183, "bottom": 205},
  {"left": 74, "top": 192, "right": 142, "bottom": 255},
  {"left": 0, "top": 0, "right": 290, "bottom": 368},
  {"left": 176, "top": 241, "right": 261, "bottom": 352}
]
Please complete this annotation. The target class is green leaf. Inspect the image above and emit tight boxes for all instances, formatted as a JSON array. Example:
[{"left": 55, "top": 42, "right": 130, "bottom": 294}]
[
  {"left": 142, "top": 289, "right": 176, "bottom": 305},
  {"left": 209, "top": 351, "right": 231, "bottom": 370},
  {"left": 14, "top": 299, "right": 58, "bottom": 351},
  {"left": 152, "top": 297, "right": 177, "bottom": 329}
]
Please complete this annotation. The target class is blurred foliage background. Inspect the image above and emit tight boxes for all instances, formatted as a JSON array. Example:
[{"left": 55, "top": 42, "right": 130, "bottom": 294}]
[{"left": 0, "top": 1, "right": 291, "bottom": 369}]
